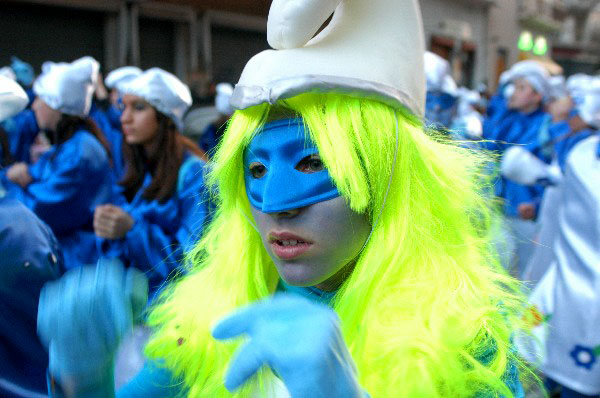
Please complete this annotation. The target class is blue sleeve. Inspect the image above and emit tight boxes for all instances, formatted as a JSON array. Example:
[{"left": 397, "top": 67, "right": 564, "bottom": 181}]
[
  {"left": 1, "top": 109, "right": 39, "bottom": 163},
  {"left": 120, "top": 157, "right": 209, "bottom": 289},
  {"left": 11, "top": 135, "right": 112, "bottom": 235},
  {"left": 48, "top": 361, "right": 183, "bottom": 398},
  {"left": 117, "top": 361, "right": 184, "bottom": 398}
]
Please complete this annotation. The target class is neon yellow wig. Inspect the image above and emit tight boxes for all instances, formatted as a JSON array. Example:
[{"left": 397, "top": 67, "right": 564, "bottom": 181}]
[{"left": 145, "top": 93, "right": 527, "bottom": 397}]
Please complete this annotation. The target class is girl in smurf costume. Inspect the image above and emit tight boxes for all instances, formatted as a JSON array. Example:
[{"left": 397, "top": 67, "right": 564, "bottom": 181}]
[{"left": 38, "top": 0, "right": 529, "bottom": 397}]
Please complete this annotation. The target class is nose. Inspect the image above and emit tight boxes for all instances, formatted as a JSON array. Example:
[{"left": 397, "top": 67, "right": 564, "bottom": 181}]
[
  {"left": 271, "top": 207, "right": 302, "bottom": 219},
  {"left": 120, "top": 107, "right": 131, "bottom": 124}
]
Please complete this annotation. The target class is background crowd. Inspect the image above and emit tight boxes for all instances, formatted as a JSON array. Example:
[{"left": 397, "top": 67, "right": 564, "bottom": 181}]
[{"left": 0, "top": 41, "right": 599, "bottom": 397}]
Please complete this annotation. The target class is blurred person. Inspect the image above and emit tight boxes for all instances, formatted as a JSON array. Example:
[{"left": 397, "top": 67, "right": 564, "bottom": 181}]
[
  {"left": 515, "top": 129, "right": 600, "bottom": 398},
  {"left": 503, "top": 79, "right": 600, "bottom": 287},
  {"left": 0, "top": 75, "right": 27, "bottom": 170},
  {"left": 39, "top": 1, "right": 527, "bottom": 397},
  {"left": 197, "top": 82, "right": 234, "bottom": 157},
  {"left": 0, "top": 71, "right": 63, "bottom": 398},
  {"left": 450, "top": 87, "right": 484, "bottom": 140},
  {"left": 10, "top": 56, "right": 35, "bottom": 104},
  {"left": 91, "top": 66, "right": 143, "bottom": 180},
  {"left": 424, "top": 51, "right": 458, "bottom": 130},
  {"left": 0, "top": 56, "right": 114, "bottom": 270},
  {"left": 94, "top": 68, "right": 210, "bottom": 297},
  {"left": 482, "top": 61, "right": 551, "bottom": 275}
]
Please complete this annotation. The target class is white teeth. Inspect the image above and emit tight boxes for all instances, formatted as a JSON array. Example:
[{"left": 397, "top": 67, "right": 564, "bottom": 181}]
[{"left": 279, "top": 239, "right": 302, "bottom": 246}]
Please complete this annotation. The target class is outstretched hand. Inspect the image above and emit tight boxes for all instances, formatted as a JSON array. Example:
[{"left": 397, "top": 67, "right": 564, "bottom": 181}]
[
  {"left": 212, "top": 294, "right": 365, "bottom": 398},
  {"left": 37, "top": 258, "right": 148, "bottom": 391}
]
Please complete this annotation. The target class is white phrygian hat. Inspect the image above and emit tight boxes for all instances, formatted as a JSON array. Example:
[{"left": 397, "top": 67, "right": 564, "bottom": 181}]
[
  {"left": 0, "top": 75, "right": 28, "bottom": 122},
  {"left": 231, "top": 0, "right": 426, "bottom": 117}
]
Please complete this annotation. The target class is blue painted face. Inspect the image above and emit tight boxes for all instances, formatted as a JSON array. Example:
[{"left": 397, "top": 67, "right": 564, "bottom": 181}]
[{"left": 243, "top": 118, "right": 340, "bottom": 213}]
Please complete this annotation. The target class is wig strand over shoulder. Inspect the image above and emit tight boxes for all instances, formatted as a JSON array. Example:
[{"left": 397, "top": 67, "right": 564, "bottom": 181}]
[{"left": 145, "top": 93, "right": 527, "bottom": 397}]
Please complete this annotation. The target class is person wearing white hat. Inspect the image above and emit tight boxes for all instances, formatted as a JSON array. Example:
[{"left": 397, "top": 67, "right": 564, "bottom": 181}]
[
  {"left": 198, "top": 82, "right": 234, "bottom": 157},
  {"left": 0, "top": 56, "right": 114, "bottom": 270},
  {"left": 480, "top": 60, "right": 553, "bottom": 275},
  {"left": 93, "top": 67, "right": 210, "bottom": 297},
  {"left": 88, "top": 66, "right": 143, "bottom": 182},
  {"left": 424, "top": 51, "right": 458, "bottom": 130},
  {"left": 39, "top": 1, "right": 526, "bottom": 397}
]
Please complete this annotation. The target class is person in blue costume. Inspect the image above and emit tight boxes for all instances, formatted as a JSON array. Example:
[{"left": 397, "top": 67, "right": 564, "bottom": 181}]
[
  {"left": 90, "top": 67, "right": 143, "bottom": 181},
  {"left": 1, "top": 56, "right": 114, "bottom": 270},
  {"left": 0, "top": 74, "right": 63, "bottom": 398},
  {"left": 424, "top": 51, "right": 458, "bottom": 131},
  {"left": 10, "top": 56, "right": 35, "bottom": 105},
  {"left": 93, "top": 68, "right": 210, "bottom": 297},
  {"left": 38, "top": 1, "right": 528, "bottom": 397},
  {"left": 481, "top": 61, "right": 552, "bottom": 274}
]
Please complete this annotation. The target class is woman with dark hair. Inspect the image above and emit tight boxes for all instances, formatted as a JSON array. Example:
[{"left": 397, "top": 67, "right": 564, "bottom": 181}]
[
  {"left": 1, "top": 56, "right": 114, "bottom": 270},
  {"left": 94, "top": 68, "right": 210, "bottom": 296}
]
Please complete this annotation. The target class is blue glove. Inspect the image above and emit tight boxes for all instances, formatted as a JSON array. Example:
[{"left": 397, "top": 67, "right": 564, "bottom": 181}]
[
  {"left": 37, "top": 258, "right": 148, "bottom": 394},
  {"left": 212, "top": 294, "right": 365, "bottom": 398}
]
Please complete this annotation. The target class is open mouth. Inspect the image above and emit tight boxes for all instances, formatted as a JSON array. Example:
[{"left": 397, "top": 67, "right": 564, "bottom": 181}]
[{"left": 268, "top": 232, "right": 313, "bottom": 260}]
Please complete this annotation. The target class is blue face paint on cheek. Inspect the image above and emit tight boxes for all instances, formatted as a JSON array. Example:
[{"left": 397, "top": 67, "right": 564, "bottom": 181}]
[{"left": 243, "top": 118, "right": 340, "bottom": 213}]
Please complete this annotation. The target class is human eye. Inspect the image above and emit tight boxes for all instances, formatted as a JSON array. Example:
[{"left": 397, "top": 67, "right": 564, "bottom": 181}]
[
  {"left": 134, "top": 102, "right": 147, "bottom": 111},
  {"left": 249, "top": 162, "right": 267, "bottom": 179},
  {"left": 295, "top": 154, "right": 324, "bottom": 173}
]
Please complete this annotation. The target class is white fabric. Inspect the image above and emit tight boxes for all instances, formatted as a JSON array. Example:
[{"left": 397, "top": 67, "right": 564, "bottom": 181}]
[
  {"left": 33, "top": 56, "right": 99, "bottom": 117},
  {"left": 508, "top": 61, "right": 551, "bottom": 101},
  {"left": 0, "top": 67, "right": 16, "bottom": 81},
  {"left": 105, "top": 66, "right": 142, "bottom": 91},
  {"left": 527, "top": 136, "right": 600, "bottom": 395},
  {"left": 549, "top": 75, "right": 568, "bottom": 100},
  {"left": 0, "top": 75, "right": 29, "bottom": 122},
  {"left": 232, "top": 0, "right": 426, "bottom": 117},
  {"left": 215, "top": 82, "right": 234, "bottom": 116},
  {"left": 567, "top": 73, "right": 592, "bottom": 101},
  {"left": 576, "top": 78, "right": 600, "bottom": 130},
  {"left": 119, "top": 68, "right": 192, "bottom": 131},
  {"left": 501, "top": 146, "right": 554, "bottom": 186},
  {"left": 424, "top": 51, "right": 457, "bottom": 96}
]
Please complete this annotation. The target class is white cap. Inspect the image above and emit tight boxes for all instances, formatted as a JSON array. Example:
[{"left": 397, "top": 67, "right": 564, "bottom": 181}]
[
  {"left": 549, "top": 75, "right": 568, "bottom": 101},
  {"left": 577, "top": 78, "right": 600, "bottom": 130},
  {"left": 424, "top": 51, "right": 457, "bottom": 96},
  {"left": 232, "top": 0, "right": 426, "bottom": 117},
  {"left": 0, "top": 67, "right": 17, "bottom": 81},
  {"left": 215, "top": 82, "right": 234, "bottom": 116},
  {"left": 105, "top": 66, "right": 143, "bottom": 91},
  {"left": 508, "top": 60, "right": 551, "bottom": 101},
  {"left": 120, "top": 68, "right": 192, "bottom": 131},
  {"left": 33, "top": 56, "right": 99, "bottom": 117},
  {"left": 567, "top": 73, "right": 592, "bottom": 102},
  {"left": 0, "top": 75, "right": 29, "bottom": 121}
]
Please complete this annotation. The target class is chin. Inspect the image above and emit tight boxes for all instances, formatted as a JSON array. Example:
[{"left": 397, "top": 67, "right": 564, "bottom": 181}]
[{"left": 277, "top": 263, "right": 322, "bottom": 287}]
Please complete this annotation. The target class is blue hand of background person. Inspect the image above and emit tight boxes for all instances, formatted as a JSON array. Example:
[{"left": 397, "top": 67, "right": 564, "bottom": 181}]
[
  {"left": 37, "top": 258, "right": 148, "bottom": 393},
  {"left": 212, "top": 294, "right": 366, "bottom": 398}
]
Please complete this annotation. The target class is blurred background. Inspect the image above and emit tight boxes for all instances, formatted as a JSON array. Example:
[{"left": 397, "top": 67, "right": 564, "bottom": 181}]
[{"left": 1, "top": 0, "right": 599, "bottom": 93}]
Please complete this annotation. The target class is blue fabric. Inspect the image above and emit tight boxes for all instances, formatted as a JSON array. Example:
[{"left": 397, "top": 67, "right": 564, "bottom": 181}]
[
  {"left": 546, "top": 378, "right": 600, "bottom": 398},
  {"left": 90, "top": 104, "right": 125, "bottom": 181},
  {"left": 244, "top": 118, "right": 340, "bottom": 213},
  {"left": 482, "top": 108, "right": 549, "bottom": 217},
  {"left": 542, "top": 120, "right": 594, "bottom": 171},
  {"left": 425, "top": 91, "right": 457, "bottom": 129},
  {"left": 1, "top": 129, "right": 114, "bottom": 269},
  {"left": 198, "top": 122, "right": 226, "bottom": 157},
  {"left": 98, "top": 154, "right": 210, "bottom": 296},
  {"left": 0, "top": 198, "right": 62, "bottom": 397},
  {"left": 1, "top": 109, "right": 39, "bottom": 163}
]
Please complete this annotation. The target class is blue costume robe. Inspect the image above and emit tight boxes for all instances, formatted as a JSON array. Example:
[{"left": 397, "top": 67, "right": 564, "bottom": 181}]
[
  {"left": 0, "top": 198, "right": 62, "bottom": 397},
  {"left": 98, "top": 153, "right": 210, "bottom": 296},
  {"left": 1, "top": 129, "right": 114, "bottom": 269},
  {"left": 0, "top": 109, "right": 39, "bottom": 163},
  {"left": 90, "top": 104, "right": 125, "bottom": 181}
]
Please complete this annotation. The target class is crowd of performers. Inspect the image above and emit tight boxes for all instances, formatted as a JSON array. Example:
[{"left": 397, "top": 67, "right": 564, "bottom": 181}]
[{"left": 0, "top": 0, "right": 599, "bottom": 397}]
